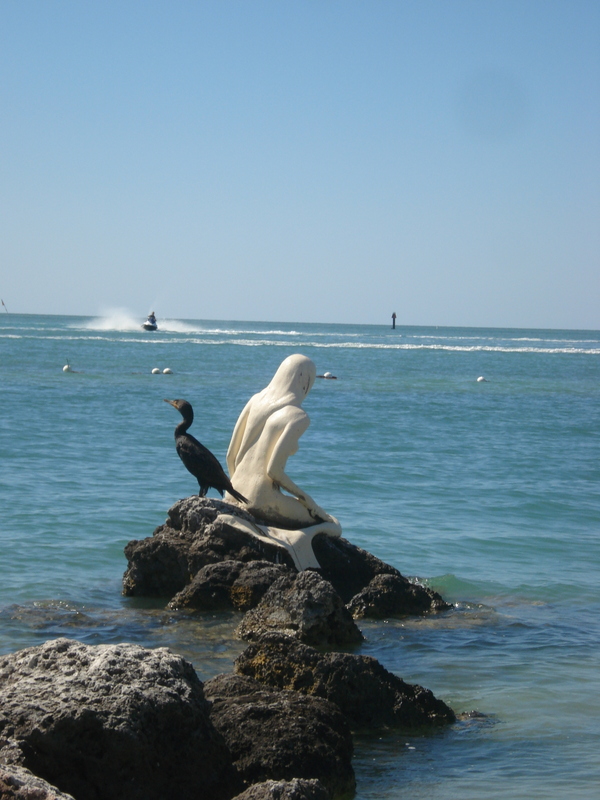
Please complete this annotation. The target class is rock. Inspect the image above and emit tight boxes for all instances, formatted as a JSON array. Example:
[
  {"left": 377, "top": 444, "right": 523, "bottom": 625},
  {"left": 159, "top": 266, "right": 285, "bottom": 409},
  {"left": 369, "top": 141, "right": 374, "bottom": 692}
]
[
  {"left": 122, "top": 498, "right": 451, "bottom": 619},
  {"left": 0, "top": 638, "right": 239, "bottom": 800},
  {"left": 237, "top": 571, "right": 363, "bottom": 647},
  {"left": 168, "top": 560, "right": 293, "bottom": 612},
  {"left": 231, "top": 778, "right": 329, "bottom": 800},
  {"left": 346, "top": 572, "right": 451, "bottom": 618},
  {"left": 235, "top": 633, "right": 456, "bottom": 730},
  {"left": 313, "top": 534, "right": 451, "bottom": 613},
  {"left": 123, "top": 497, "right": 296, "bottom": 597},
  {"left": 0, "top": 764, "right": 76, "bottom": 800},
  {"left": 205, "top": 674, "right": 355, "bottom": 800},
  {"left": 123, "top": 528, "right": 192, "bottom": 598},
  {"left": 0, "top": 735, "right": 25, "bottom": 768}
]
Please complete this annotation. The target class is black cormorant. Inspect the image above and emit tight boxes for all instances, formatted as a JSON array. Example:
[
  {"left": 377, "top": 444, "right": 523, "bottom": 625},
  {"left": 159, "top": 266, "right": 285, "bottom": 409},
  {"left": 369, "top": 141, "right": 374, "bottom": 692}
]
[{"left": 164, "top": 398, "right": 248, "bottom": 503}]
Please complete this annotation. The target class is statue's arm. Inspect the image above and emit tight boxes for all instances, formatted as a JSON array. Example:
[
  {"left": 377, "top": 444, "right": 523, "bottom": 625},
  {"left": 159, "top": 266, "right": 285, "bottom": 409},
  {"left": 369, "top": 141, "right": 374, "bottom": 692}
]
[
  {"left": 226, "top": 402, "right": 251, "bottom": 475},
  {"left": 266, "top": 414, "right": 333, "bottom": 523}
]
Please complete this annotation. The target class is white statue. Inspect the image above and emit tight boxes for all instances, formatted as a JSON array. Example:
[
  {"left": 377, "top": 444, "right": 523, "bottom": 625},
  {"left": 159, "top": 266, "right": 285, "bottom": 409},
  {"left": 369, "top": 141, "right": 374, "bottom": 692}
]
[{"left": 222, "top": 354, "right": 341, "bottom": 570}]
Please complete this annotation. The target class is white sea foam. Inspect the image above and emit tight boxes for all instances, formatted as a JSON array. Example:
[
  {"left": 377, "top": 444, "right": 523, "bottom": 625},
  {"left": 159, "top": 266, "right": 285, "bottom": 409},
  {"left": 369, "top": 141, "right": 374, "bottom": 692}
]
[
  {"left": 406, "top": 334, "right": 598, "bottom": 345},
  {"left": 33, "top": 314, "right": 600, "bottom": 355},
  {"left": 81, "top": 311, "right": 209, "bottom": 335},
  {"left": 195, "top": 327, "right": 300, "bottom": 336},
  {"left": 83, "top": 309, "right": 142, "bottom": 332},
  {"left": 39, "top": 330, "right": 600, "bottom": 355},
  {"left": 220, "top": 340, "right": 600, "bottom": 354},
  {"left": 156, "top": 319, "right": 205, "bottom": 334},
  {"left": 188, "top": 327, "right": 363, "bottom": 337}
]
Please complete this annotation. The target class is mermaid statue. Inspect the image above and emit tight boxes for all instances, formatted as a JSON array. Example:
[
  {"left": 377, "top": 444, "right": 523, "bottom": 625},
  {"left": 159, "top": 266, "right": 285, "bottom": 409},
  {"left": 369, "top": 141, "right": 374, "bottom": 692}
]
[{"left": 221, "top": 354, "right": 341, "bottom": 570}]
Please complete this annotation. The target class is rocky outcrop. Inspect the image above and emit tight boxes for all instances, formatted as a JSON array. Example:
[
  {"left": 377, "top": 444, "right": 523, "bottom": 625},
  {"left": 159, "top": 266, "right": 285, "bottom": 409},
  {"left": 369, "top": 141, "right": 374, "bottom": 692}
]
[
  {"left": 1, "top": 490, "right": 456, "bottom": 800},
  {"left": 0, "top": 764, "right": 76, "bottom": 800},
  {"left": 0, "top": 638, "right": 239, "bottom": 800},
  {"left": 347, "top": 572, "right": 451, "bottom": 618},
  {"left": 123, "top": 498, "right": 296, "bottom": 598},
  {"left": 204, "top": 674, "right": 355, "bottom": 800},
  {"left": 122, "top": 498, "right": 450, "bottom": 618},
  {"left": 235, "top": 633, "right": 456, "bottom": 730},
  {"left": 237, "top": 571, "right": 363, "bottom": 646},
  {"left": 168, "top": 560, "right": 293, "bottom": 611},
  {"left": 312, "top": 534, "right": 450, "bottom": 611},
  {"left": 231, "top": 779, "right": 329, "bottom": 800}
]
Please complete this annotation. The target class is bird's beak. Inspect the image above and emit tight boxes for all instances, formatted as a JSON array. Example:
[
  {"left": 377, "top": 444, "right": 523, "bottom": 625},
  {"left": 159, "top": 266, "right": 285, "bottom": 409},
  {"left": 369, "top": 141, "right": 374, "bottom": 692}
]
[{"left": 164, "top": 399, "right": 176, "bottom": 407}]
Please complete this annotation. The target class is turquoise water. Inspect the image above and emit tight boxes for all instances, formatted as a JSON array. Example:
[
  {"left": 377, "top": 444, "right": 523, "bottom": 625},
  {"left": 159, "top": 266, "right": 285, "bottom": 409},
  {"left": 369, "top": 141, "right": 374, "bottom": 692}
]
[{"left": 1, "top": 313, "right": 599, "bottom": 799}]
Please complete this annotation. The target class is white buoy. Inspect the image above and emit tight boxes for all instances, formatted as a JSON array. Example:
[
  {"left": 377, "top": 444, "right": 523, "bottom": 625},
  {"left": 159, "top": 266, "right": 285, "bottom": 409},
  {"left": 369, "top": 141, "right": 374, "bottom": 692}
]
[
  {"left": 477, "top": 376, "right": 487, "bottom": 382},
  {"left": 324, "top": 372, "right": 332, "bottom": 378},
  {"left": 163, "top": 368, "right": 173, "bottom": 374},
  {"left": 151, "top": 368, "right": 161, "bottom": 374},
  {"left": 62, "top": 364, "right": 73, "bottom": 373}
]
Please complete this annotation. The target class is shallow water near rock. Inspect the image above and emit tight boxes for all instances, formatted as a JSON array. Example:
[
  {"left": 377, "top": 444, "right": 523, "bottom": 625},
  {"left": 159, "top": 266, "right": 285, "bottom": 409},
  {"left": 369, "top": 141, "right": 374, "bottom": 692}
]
[{"left": 1, "top": 314, "right": 599, "bottom": 799}]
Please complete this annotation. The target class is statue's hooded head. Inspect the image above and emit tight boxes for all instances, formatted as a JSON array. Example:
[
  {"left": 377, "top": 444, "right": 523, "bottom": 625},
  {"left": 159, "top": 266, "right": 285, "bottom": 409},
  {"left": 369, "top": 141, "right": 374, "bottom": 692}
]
[
  {"left": 230, "top": 355, "right": 317, "bottom": 469},
  {"left": 268, "top": 354, "right": 316, "bottom": 402}
]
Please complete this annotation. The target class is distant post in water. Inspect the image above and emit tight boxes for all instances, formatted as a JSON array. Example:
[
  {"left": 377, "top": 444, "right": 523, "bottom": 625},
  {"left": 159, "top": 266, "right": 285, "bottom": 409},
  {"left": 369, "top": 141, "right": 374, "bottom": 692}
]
[{"left": 391, "top": 312, "right": 396, "bottom": 329}]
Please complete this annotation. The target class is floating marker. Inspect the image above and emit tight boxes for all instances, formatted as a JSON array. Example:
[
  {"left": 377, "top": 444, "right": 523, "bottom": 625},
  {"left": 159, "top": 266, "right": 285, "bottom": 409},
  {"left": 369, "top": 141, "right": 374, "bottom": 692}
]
[
  {"left": 163, "top": 368, "right": 173, "bottom": 374},
  {"left": 63, "top": 364, "right": 73, "bottom": 373},
  {"left": 151, "top": 368, "right": 161, "bottom": 374},
  {"left": 317, "top": 371, "right": 337, "bottom": 379},
  {"left": 477, "top": 376, "right": 487, "bottom": 382}
]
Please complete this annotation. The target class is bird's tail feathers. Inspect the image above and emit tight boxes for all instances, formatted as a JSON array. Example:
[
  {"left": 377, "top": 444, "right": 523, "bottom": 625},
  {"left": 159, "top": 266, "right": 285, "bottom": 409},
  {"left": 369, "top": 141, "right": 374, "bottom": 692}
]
[{"left": 227, "top": 486, "right": 249, "bottom": 505}]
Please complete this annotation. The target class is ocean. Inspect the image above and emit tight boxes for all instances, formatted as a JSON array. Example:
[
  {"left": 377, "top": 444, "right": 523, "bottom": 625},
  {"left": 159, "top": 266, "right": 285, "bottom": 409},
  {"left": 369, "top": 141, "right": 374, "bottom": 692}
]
[{"left": 1, "top": 312, "right": 599, "bottom": 799}]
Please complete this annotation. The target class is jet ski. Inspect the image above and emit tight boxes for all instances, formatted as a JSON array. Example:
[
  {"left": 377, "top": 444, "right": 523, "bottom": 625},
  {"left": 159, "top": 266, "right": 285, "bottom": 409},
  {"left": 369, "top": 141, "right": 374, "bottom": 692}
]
[{"left": 142, "top": 312, "right": 158, "bottom": 331}]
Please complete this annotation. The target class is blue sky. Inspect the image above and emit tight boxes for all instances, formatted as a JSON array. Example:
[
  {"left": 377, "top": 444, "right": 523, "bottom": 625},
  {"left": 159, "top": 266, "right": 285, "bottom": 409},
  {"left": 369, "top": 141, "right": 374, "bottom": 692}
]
[{"left": 1, "top": 0, "right": 598, "bottom": 328}]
